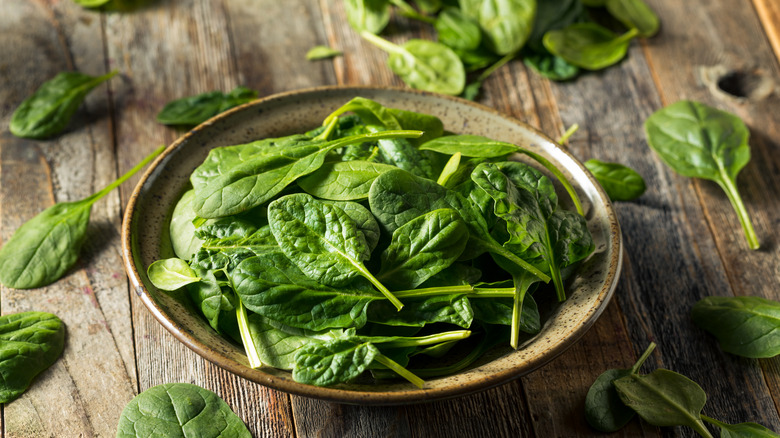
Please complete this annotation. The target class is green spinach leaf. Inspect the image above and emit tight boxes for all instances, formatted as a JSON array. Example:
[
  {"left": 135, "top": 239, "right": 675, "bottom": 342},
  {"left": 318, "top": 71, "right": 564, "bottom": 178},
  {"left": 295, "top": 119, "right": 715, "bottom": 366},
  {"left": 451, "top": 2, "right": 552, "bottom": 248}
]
[
  {"left": 361, "top": 31, "right": 466, "bottom": 95},
  {"left": 298, "top": 160, "right": 397, "bottom": 201},
  {"left": 10, "top": 70, "right": 118, "bottom": 139},
  {"left": 345, "top": 0, "right": 391, "bottom": 34},
  {"left": 435, "top": 6, "right": 482, "bottom": 51},
  {"left": 306, "top": 45, "right": 343, "bottom": 60},
  {"left": 605, "top": 0, "right": 660, "bottom": 38},
  {"left": 614, "top": 369, "right": 712, "bottom": 437},
  {"left": 645, "top": 100, "right": 759, "bottom": 249},
  {"left": 703, "top": 416, "right": 780, "bottom": 437},
  {"left": 156, "top": 86, "right": 258, "bottom": 128},
  {"left": 692, "top": 296, "right": 780, "bottom": 358},
  {"left": 584, "top": 159, "right": 646, "bottom": 201},
  {"left": 0, "top": 312, "right": 65, "bottom": 403},
  {"left": 116, "top": 382, "right": 252, "bottom": 438},
  {"left": 168, "top": 189, "right": 205, "bottom": 260},
  {"left": 460, "top": 0, "right": 537, "bottom": 55},
  {"left": 543, "top": 23, "right": 638, "bottom": 70},
  {"left": 0, "top": 146, "right": 164, "bottom": 289},
  {"left": 147, "top": 258, "right": 201, "bottom": 291}
]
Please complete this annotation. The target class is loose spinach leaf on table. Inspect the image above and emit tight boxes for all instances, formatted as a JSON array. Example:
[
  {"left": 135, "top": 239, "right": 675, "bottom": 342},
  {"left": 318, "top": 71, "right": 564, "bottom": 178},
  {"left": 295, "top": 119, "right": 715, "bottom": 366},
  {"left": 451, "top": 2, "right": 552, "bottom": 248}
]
[
  {"left": 584, "top": 159, "right": 646, "bottom": 201},
  {"left": 345, "top": 0, "right": 391, "bottom": 34},
  {"left": 702, "top": 416, "right": 780, "bottom": 438},
  {"left": 116, "top": 382, "right": 252, "bottom": 438},
  {"left": 10, "top": 70, "right": 118, "bottom": 139},
  {"left": 459, "top": 0, "right": 536, "bottom": 56},
  {"left": 584, "top": 343, "right": 655, "bottom": 432},
  {"left": 605, "top": 0, "right": 660, "bottom": 38},
  {"left": 360, "top": 31, "right": 466, "bottom": 95},
  {"left": 306, "top": 45, "right": 343, "bottom": 60},
  {"left": 0, "top": 146, "right": 164, "bottom": 289},
  {"left": 543, "top": 23, "right": 638, "bottom": 70},
  {"left": 645, "top": 100, "right": 759, "bottom": 249},
  {"left": 692, "top": 296, "right": 780, "bottom": 358},
  {"left": 614, "top": 369, "right": 712, "bottom": 437},
  {"left": 156, "top": 86, "right": 258, "bottom": 128},
  {"left": 0, "top": 312, "right": 65, "bottom": 403}
]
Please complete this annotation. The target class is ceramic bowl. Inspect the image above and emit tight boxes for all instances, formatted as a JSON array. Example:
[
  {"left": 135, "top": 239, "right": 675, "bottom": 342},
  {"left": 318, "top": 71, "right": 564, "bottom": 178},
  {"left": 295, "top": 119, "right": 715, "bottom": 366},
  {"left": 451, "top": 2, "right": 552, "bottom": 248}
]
[{"left": 121, "top": 86, "right": 622, "bottom": 405}]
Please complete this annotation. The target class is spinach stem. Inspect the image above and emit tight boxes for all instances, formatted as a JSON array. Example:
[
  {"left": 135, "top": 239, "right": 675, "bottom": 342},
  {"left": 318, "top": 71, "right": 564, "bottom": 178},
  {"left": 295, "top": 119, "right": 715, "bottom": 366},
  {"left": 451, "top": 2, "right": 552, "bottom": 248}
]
[
  {"left": 357, "top": 264, "right": 405, "bottom": 310},
  {"left": 717, "top": 174, "right": 759, "bottom": 250},
  {"left": 515, "top": 148, "right": 585, "bottom": 216},
  {"left": 393, "top": 285, "right": 517, "bottom": 299},
  {"left": 360, "top": 31, "right": 406, "bottom": 57},
  {"left": 376, "top": 330, "right": 471, "bottom": 348},
  {"left": 630, "top": 342, "right": 656, "bottom": 374},
  {"left": 236, "top": 300, "right": 263, "bottom": 369},
  {"left": 493, "top": 243, "right": 552, "bottom": 283},
  {"left": 557, "top": 123, "right": 579, "bottom": 145},
  {"left": 88, "top": 145, "right": 166, "bottom": 204},
  {"left": 374, "top": 354, "right": 425, "bottom": 388},
  {"left": 389, "top": 0, "right": 436, "bottom": 24}
]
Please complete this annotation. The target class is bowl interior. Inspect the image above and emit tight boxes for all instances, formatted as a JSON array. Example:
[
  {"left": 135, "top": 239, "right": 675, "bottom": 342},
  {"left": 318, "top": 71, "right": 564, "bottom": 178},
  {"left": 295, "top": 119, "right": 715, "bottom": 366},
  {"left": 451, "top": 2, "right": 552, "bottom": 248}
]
[{"left": 122, "top": 86, "right": 622, "bottom": 404}]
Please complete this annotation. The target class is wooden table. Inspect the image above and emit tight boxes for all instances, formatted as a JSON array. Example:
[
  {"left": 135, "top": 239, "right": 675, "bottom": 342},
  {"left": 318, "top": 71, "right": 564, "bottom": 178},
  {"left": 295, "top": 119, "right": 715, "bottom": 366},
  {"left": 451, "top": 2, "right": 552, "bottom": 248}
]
[{"left": 2, "top": 0, "right": 779, "bottom": 436}]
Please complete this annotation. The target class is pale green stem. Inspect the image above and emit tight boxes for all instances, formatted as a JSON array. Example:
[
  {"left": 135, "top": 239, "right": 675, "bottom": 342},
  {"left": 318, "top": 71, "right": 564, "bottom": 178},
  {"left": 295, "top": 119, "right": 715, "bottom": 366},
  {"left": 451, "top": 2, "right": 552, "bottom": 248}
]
[
  {"left": 717, "top": 173, "right": 760, "bottom": 250},
  {"left": 437, "top": 152, "right": 462, "bottom": 186},
  {"left": 360, "top": 31, "right": 406, "bottom": 57},
  {"left": 515, "top": 147, "right": 585, "bottom": 216},
  {"left": 314, "top": 117, "right": 339, "bottom": 141},
  {"left": 236, "top": 300, "right": 263, "bottom": 369},
  {"left": 378, "top": 330, "right": 471, "bottom": 348},
  {"left": 374, "top": 354, "right": 425, "bottom": 388},
  {"left": 389, "top": 0, "right": 436, "bottom": 24},
  {"left": 630, "top": 342, "right": 656, "bottom": 374},
  {"left": 557, "top": 123, "right": 579, "bottom": 145},
  {"left": 87, "top": 145, "right": 166, "bottom": 204},
  {"left": 356, "top": 263, "right": 405, "bottom": 310}
]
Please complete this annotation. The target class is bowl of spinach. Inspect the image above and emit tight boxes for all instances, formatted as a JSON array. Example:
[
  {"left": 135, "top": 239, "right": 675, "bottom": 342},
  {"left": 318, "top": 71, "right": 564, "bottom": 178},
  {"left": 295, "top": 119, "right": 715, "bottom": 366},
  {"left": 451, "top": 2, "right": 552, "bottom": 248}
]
[{"left": 121, "top": 86, "right": 622, "bottom": 404}]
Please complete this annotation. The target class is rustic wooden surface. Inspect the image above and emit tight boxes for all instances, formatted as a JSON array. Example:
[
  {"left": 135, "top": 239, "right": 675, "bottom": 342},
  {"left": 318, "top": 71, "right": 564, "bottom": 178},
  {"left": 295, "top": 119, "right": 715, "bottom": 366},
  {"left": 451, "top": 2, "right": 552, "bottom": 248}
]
[{"left": 1, "top": 0, "right": 779, "bottom": 436}]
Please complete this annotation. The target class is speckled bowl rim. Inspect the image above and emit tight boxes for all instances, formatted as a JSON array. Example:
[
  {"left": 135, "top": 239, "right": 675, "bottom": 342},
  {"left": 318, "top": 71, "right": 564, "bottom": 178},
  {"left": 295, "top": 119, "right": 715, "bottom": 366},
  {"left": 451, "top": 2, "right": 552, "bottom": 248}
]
[{"left": 121, "top": 85, "right": 622, "bottom": 405}]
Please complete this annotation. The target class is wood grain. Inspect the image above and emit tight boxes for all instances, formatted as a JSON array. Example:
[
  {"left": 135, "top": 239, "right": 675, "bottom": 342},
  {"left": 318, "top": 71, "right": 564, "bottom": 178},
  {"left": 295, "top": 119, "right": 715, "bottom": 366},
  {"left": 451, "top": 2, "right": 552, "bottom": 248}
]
[{"left": 754, "top": 0, "right": 780, "bottom": 62}]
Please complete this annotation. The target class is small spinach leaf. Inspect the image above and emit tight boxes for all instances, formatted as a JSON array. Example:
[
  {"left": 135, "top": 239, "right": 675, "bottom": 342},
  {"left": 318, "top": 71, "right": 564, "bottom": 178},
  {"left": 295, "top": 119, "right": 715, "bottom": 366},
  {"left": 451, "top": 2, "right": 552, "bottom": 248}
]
[
  {"left": 692, "top": 296, "right": 780, "bottom": 358},
  {"left": 361, "top": 31, "right": 466, "bottom": 95},
  {"left": 306, "top": 45, "right": 343, "bottom": 60},
  {"left": 584, "top": 159, "right": 646, "bottom": 201},
  {"left": 0, "top": 146, "right": 164, "bottom": 289},
  {"left": 543, "top": 23, "right": 638, "bottom": 70},
  {"left": 645, "top": 100, "right": 759, "bottom": 249},
  {"left": 605, "top": 0, "right": 660, "bottom": 38},
  {"left": 0, "top": 312, "right": 65, "bottom": 403},
  {"left": 116, "top": 382, "right": 252, "bottom": 438},
  {"left": 168, "top": 189, "right": 205, "bottom": 261},
  {"left": 702, "top": 416, "right": 780, "bottom": 438},
  {"left": 10, "top": 70, "right": 118, "bottom": 139},
  {"left": 293, "top": 338, "right": 381, "bottom": 386},
  {"left": 156, "top": 86, "right": 258, "bottom": 128},
  {"left": 435, "top": 7, "right": 482, "bottom": 51},
  {"left": 147, "top": 258, "right": 201, "bottom": 291},
  {"left": 460, "top": 0, "right": 537, "bottom": 55},
  {"left": 345, "top": 0, "right": 391, "bottom": 34}
]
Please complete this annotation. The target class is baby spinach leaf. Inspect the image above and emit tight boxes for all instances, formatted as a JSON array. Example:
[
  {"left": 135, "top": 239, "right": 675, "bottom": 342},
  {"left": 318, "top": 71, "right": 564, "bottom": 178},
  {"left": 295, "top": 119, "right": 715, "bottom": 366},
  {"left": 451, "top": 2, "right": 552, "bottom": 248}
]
[
  {"left": 156, "top": 86, "right": 258, "bottom": 127},
  {"left": 435, "top": 6, "right": 482, "bottom": 51},
  {"left": 522, "top": 50, "right": 580, "bottom": 81},
  {"left": 369, "top": 168, "right": 550, "bottom": 283},
  {"left": 605, "top": 0, "right": 660, "bottom": 38},
  {"left": 232, "top": 252, "right": 382, "bottom": 330},
  {"left": 187, "top": 268, "right": 237, "bottom": 332},
  {"left": 244, "top": 314, "right": 334, "bottom": 370},
  {"left": 147, "top": 258, "right": 201, "bottom": 291},
  {"left": 361, "top": 31, "right": 466, "bottom": 95},
  {"left": 10, "top": 70, "right": 118, "bottom": 139},
  {"left": 192, "top": 129, "right": 422, "bottom": 218},
  {"left": 306, "top": 45, "right": 343, "bottom": 60},
  {"left": 543, "top": 23, "right": 638, "bottom": 70},
  {"left": 368, "top": 294, "right": 474, "bottom": 328},
  {"left": 169, "top": 189, "right": 205, "bottom": 260},
  {"left": 645, "top": 100, "right": 759, "bottom": 249},
  {"left": 0, "top": 145, "right": 164, "bottom": 289},
  {"left": 0, "top": 312, "right": 65, "bottom": 403},
  {"left": 72, "top": 0, "right": 113, "bottom": 7},
  {"left": 584, "top": 342, "right": 656, "bottom": 432},
  {"left": 268, "top": 193, "right": 404, "bottom": 310},
  {"left": 460, "top": 0, "right": 537, "bottom": 55},
  {"left": 378, "top": 208, "right": 469, "bottom": 289},
  {"left": 298, "top": 160, "right": 397, "bottom": 201},
  {"left": 327, "top": 201, "right": 382, "bottom": 252},
  {"left": 702, "top": 416, "right": 780, "bottom": 438},
  {"left": 585, "top": 159, "right": 646, "bottom": 201},
  {"left": 614, "top": 369, "right": 712, "bottom": 437},
  {"left": 345, "top": 0, "right": 391, "bottom": 34},
  {"left": 116, "top": 382, "right": 252, "bottom": 438},
  {"left": 294, "top": 338, "right": 381, "bottom": 386},
  {"left": 692, "top": 296, "right": 780, "bottom": 358},
  {"left": 527, "top": 0, "right": 586, "bottom": 52}
]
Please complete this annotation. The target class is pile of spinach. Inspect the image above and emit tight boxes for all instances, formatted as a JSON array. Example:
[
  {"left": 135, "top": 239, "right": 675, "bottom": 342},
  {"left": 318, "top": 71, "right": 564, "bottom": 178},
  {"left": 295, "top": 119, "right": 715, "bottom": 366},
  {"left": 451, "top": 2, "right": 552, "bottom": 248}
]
[
  {"left": 336, "top": 0, "right": 659, "bottom": 98},
  {"left": 148, "top": 96, "right": 595, "bottom": 387},
  {"left": 585, "top": 343, "right": 779, "bottom": 437}
]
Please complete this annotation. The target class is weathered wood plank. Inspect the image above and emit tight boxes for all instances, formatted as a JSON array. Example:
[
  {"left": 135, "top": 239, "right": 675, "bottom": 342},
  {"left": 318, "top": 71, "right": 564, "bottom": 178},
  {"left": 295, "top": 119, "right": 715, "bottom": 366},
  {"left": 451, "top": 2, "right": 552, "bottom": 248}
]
[
  {"left": 754, "top": 0, "right": 780, "bottom": 62},
  {"left": 0, "top": 1, "right": 137, "bottom": 436}
]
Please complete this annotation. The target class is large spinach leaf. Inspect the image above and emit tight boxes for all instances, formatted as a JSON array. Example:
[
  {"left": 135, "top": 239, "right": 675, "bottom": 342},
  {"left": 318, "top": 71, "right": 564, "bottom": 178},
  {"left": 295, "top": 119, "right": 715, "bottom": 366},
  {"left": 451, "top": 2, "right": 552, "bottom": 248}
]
[
  {"left": 645, "top": 100, "right": 759, "bottom": 249},
  {"left": 543, "top": 23, "right": 638, "bottom": 70},
  {"left": 0, "top": 311, "right": 65, "bottom": 403},
  {"left": 0, "top": 146, "right": 164, "bottom": 289},
  {"left": 192, "top": 129, "right": 421, "bottom": 218},
  {"left": 116, "top": 383, "right": 251, "bottom": 438},
  {"left": 298, "top": 160, "right": 397, "bottom": 201},
  {"left": 691, "top": 296, "right": 780, "bottom": 358},
  {"left": 435, "top": 7, "right": 482, "bottom": 51},
  {"left": 10, "top": 70, "right": 118, "bottom": 139},
  {"left": 156, "top": 86, "right": 258, "bottom": 128}
]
